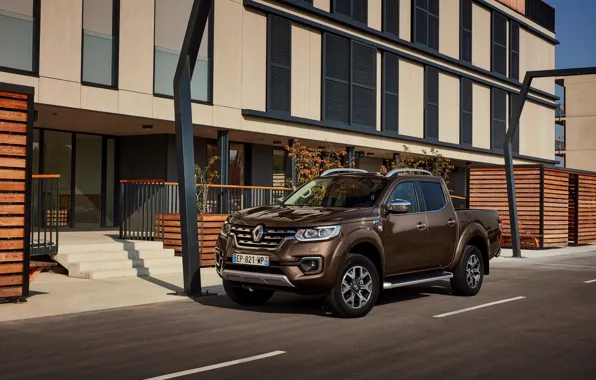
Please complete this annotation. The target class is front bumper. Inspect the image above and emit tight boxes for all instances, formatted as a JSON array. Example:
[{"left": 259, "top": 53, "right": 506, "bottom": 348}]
[{"left": 221, "top": 269, "right": 295, "bottom": 288}]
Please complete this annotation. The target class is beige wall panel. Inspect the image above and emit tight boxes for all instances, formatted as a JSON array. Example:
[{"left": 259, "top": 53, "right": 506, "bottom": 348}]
[
  {"left": 398, "top": 60, "right": 424, "bottom": 138},
  {"left": 0, "top": 72, "right": 39, "bottom": 102},
  {"left": 439, "top": 0, "right": 460, "bottom": 60},
  {"left": 241, "top": 118, "right": 267, "bottom": 134},
  {"left": 242, "top": 10, "right": 267, "bottom": 111},
  {"left": 192, "top": 103, "right": 214, "bottom": 126},
  {"left": 368, "top": 0, "right": 382, "bottom": 31},
  {"left": 313, "top": 0, "right": 331, "bottom": 12},
  {"left": 472, "top": 83, "right": 491, "bottom": 149},
  {"left": 400, "top": 0, "right": 412, "bottom": 41},
  {"left": 564, "top": 75, "right": 596, "bottom": 117},
  {"left": 119, "top": 0, "right": 154, "bottom": 94},
  {"left": 213, "top": 0, "right": 243, "bottom": 108},
  {"left": 81, "top": 86, "right": 118, "bottom": 113},
  {"left": 472, "top": 4, "right": 491, "bottom": 71},
  {"left": 38, "top": 78, "right": 81, "bottom": 108},
  {"left": 153, "top": 97, "right": 175, "bottom": 120},
  {"left": 376, "top": 51, "right": 382, "bottom": 131},
  {"left": 213, "top": 106, "right": 242, "bottom": 129},
  {"left": 308, "top": 30, "right": 322, "bottom": 120},
  {"left": 118, "top": 90, "right": 152, "bottom": 118},
  {"left": 565, "top": 118, "right": 596, "bottom": 171},
  {"left": 520, "top": 29, "right": 555, "bottom": 94},
  {"left": 439, "top": 73, "right": 460, "bottom": 144},
  {"left": 291, "top": 26, "right": 322, "bottom": 120},
  {"left": 519, "top": 101, "right": 554, "bottom": 160},
  {"left": 39, "top": 0, "right": 82, "bottom": 82}
]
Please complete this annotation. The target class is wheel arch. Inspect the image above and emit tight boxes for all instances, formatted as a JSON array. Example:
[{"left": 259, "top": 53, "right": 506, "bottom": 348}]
[{"left": 450, "top": 223, "right": 490, "bottom": 275}]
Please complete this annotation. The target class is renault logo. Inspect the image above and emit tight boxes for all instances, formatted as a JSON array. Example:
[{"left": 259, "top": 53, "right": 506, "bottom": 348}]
[{"left": 252, "top": 225, "right": 265, "bottom": 242}]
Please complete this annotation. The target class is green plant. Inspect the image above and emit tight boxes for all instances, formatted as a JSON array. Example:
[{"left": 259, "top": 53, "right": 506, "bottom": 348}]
[
  {"left": 379, "top": 145, "right": 453, "bottom": 187},
  {"left": 195, "top": 155, "right": 219, "bottom": 213}
]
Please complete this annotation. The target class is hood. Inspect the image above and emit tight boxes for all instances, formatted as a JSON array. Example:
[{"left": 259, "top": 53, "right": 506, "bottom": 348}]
[{"left": 230, "top": 205, "right": 374, "bottom": 227}]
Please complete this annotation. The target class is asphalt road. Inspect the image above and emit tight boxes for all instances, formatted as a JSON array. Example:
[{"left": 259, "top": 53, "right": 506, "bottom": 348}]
[{"left": 2, "top": 252, "right": 596, "bottom": 380}]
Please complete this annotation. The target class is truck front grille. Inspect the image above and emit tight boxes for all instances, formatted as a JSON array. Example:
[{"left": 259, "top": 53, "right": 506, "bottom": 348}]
[{"left": 230, "top": 225, "right": 296, "bottom": 250}]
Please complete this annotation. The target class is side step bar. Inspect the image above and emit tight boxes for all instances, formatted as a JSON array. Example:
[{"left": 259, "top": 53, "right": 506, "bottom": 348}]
[{"left": 383, "top": 271, "right": 453, "bottom": 290}]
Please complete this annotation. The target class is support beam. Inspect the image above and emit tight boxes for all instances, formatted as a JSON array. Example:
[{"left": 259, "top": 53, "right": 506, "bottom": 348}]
[
  {"left": 504, "top": 66, "right": 596, "bottom": 258},
  {"left": 346, "top": 147, "right": 355, "bottom": 168},
  {"left": 218, "top": 130, "right": 230, "bottom": 214},
  {"left": 284, "top": 139, "right": 296, "bottom": 187},
  {"left": 173, "top": 0, "right": 213, "bottom": 297}
]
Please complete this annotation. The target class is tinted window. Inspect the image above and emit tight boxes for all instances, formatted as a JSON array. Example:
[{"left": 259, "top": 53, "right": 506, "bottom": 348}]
[
  {"left": 418, "top": 181, "right": 446, "bottom": 211},
  {"left": 284, "top": 177, "right": 386, "bottom": 208},
  {"left": 388, "top": 182, "right": 419, "bottom": 213}
]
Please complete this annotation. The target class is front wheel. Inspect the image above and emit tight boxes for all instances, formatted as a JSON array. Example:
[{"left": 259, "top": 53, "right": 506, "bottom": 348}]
[
  {"left": 450, "top": 245, "right": 484, "bottom": 296},
  {"left": 223, "top": 280, "right": 275, "bottom": 306},
  {"left": 325, "top": 253, "right": 380, "bottom": 318}
]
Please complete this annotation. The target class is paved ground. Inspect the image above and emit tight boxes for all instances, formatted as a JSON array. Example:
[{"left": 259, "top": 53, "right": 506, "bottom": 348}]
[{"left": 2, "top": 251, "right": 596, "bottom": 380}]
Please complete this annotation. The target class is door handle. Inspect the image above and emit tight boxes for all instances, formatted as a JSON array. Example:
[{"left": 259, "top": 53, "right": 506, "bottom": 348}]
[
  {"left": 447, "top": 219, "right": 456, "bottom": 227},
  {"left": 416, "top": 222, "right": 427, "bottom": 231}
]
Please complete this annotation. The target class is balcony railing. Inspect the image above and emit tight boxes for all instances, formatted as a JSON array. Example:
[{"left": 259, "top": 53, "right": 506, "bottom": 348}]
[
  {"left": 119, "top": 181, "right": 294, "bottom": 241},
  {"left": 31, "top": 175, "right": 61, "bottom": 256}
]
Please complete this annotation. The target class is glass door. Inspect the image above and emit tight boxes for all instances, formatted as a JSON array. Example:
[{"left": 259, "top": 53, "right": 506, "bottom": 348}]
[{"left": 74, "top": 134, "right": 102, "bottom": 229}]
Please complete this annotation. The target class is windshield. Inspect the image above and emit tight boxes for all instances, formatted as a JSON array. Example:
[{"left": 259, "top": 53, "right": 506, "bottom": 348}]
[{"left": 283, "top": 176, "right": 387, "bottom": 208}]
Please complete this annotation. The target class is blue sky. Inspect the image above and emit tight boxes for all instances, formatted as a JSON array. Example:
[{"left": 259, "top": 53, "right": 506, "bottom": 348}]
[{"left": 548, "top": 0, "right": 596, "bottom": 69}]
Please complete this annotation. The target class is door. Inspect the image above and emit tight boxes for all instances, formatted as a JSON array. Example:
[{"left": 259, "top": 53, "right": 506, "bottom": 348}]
[
  {"left": 382, "top": 181, "right": 430, "bottom": 275},
  {"left": 74, "top": 134, "right": 103, "bottom": 229},
  {"left": 416, "top": 180, "right": 458, "bottom": 267}
]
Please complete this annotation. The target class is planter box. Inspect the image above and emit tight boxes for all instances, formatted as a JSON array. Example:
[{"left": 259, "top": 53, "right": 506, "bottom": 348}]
[{"left": 154, "top": 213, "right": 228, "bottom": 267}]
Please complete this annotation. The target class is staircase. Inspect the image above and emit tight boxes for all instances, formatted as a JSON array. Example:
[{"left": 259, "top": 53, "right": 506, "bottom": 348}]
[{"left": 54, "top": 232, "right": 182, "bottom": 280}]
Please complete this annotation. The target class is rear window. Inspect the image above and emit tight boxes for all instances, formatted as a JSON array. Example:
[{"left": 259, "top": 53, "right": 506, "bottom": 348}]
[{"left": 418, "top": 181, "right": 447, "bottom": 211}]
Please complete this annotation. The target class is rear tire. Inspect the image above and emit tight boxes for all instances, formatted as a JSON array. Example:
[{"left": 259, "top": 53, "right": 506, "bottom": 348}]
[
  {"left": 450, "top": 245, "right": 484, "bottom": 296},
  {"left": 223, "top": 280, "right": 275, "bottom": 306},
  {"left": 325, "top": 253, "right": 380, "bottom": 318}
]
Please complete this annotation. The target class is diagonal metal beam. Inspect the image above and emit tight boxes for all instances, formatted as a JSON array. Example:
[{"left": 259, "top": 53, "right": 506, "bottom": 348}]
[
  {"left": 504, "top": 66, "right": 596, "bottom": 258},
  {"left": 173, "top": 0, "right": 213, "bottom": 296}
]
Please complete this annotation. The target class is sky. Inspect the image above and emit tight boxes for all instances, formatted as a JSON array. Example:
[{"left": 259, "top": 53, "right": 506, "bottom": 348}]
[{"left": 548, "top": 0, "right": 596, "bottom": 69}]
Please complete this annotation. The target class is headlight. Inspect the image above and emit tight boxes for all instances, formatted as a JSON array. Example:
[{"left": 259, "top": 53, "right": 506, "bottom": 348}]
[
  {"left": 295, "top": 225, "right": 341, "bottom": 242},
  {"left": 220, "top": 219, "right": 231, "bottom": 237}
]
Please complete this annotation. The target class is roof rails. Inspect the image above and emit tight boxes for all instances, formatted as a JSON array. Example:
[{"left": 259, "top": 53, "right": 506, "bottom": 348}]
[
  {"left": 320, "top": 168, "right": 368, "bottom": 177},
  {"left": 385, "top": 168, "right": 433, "bottom": 178}
]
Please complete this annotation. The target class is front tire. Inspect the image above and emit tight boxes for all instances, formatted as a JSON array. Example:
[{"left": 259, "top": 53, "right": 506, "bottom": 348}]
[
  {"left": 325, "top": 253, "right": 380, "bottom": 318},
  {"left": 450, "top": 245, "right": 484, "bottom": 296},
  {"left": 223, "top": 280, "right": 275, "bottom": 306}
]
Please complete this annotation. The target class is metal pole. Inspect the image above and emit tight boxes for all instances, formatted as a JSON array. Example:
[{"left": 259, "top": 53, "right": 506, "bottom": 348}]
[
  {"left": 346, "top": 147, "right": 355, "bottom": 168},
  {"left": 173, "top": 0, "right": 213, "bottom": 297}
]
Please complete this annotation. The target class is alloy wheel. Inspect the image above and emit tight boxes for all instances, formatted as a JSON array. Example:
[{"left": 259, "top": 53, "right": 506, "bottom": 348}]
[
  {"left": 341, "top": 265, "right": 373, "bottom": 309},
  {"left": 466, "top": 254, "right": 482, "bottom": 289}
]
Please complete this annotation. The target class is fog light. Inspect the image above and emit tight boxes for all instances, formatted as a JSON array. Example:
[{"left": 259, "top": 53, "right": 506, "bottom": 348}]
[{"left": 299, "top": 257, "right": 322, "bottom": 275}]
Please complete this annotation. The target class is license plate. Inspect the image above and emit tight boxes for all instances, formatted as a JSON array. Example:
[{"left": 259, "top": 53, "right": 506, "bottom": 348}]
[{"left": 232, "top": 253, "right": 270, "bottom": 266}]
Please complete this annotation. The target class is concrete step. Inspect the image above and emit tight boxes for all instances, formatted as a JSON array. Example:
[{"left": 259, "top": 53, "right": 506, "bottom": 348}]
[
  {"left": 80, "top": 264, "right": 183, "bottom": 280},
  {"left": 58, "top": 240, "right": 165, "bottom": 254},
  {"left": 55, "top": 249, "right": 176, "bottom": 264},
  {"left": 68, "top": 257, "right": 182, "bottom": 277}
]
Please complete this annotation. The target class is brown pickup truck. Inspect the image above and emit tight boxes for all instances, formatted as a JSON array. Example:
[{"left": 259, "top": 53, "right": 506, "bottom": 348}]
[{"left": 215, "top": 168, "right": 501, "bottom": 318}]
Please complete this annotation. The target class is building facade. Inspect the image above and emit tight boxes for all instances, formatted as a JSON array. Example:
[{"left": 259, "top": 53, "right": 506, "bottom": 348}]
[{"left": 0, "top": 0, "right": 558, "bottom": 230}]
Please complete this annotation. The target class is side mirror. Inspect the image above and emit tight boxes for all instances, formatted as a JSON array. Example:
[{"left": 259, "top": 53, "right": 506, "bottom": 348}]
[{"left": 387, "top": 199, "right": 411, "bottom": 214}]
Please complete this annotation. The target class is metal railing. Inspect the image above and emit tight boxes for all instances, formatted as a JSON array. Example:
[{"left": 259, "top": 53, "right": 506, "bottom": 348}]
[
  {"left": 119, "top": 180, "right": 294, "bottom": 240},
  {"left": 30, "top": 175, "right": 60, "bottom": 256}
]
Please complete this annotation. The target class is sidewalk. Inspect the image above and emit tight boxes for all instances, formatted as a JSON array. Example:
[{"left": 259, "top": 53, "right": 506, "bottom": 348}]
[
  {"left": 0, "top": 268, "right": 223, "bottom": 323},
  {"left": 494, "top": 244, "right": 596, "bottom": 260}
]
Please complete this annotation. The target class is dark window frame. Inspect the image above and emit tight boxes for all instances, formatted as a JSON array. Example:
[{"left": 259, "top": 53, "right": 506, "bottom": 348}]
[
  {"left": 0, "top": 0, "right": 41, "bottom": 76},
  {"left": 412, "top": 0, "right": 439, "bottom": 51},
  {"left": 491, "top": 87, "right": 507, "bottom": 151},
  {"left": 152, "top": 0, "right": 214, "bottom": 105},
  {"left": 382, "top": 0, "right": 400, "bottom": 36},
  {"left": 460, "top": 0, "right": 472, "bottom": 63},
  {"left": 382, "top": 52, "right": 399, "bottom": 132},
  {"left": 509, "top": 20, "right": 520, "bottom": 81},
  {"left": 332, "top": 0, "right": 368, "bottom": 24},
  {"left": 424, "top": 66, "right": 439, "bottom": 140},
  {"left": 460, "top": 77, "right": 473, "bottom": 146},
  {"left": 266, "top": 15, "right": 292, "bottom": 114},
  {"left": 80, "top": 0, "right": 120, "bottom": 90},
  {"left": 491, "top": 11, "right": 507, "bottom": 76},
  {"left": 322, "top": 32, "right": 377, "bottom": 129}
]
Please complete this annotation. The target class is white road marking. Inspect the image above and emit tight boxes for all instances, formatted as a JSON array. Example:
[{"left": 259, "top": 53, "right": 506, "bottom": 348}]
[
  {"left": 144, "top": 351, "right": 286, "bottom": 380},
  {"left": 433, "top": 296, "right": 526, "bottom": 318},
  {"left": 584, "top": 279, "right": 596, "bottom": 284}
]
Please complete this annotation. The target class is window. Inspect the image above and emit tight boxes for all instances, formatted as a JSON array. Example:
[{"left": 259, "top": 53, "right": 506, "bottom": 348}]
[
  {"left": 333, "top": 0, "right": 368, "bottom": 24},
  {"left": 324, "top": 33, "right": 377, "bottom": 128},
  {"left": 82, "top": 0, "right": 119, "bottom": 87},
  {"left": 0, "top": 0, "right": 38, "bottom": 73},
  {"left": 413, "top": 0, "right": 439, "bottom": 50},
  {"left": 382, "top": 52, "right": 399, "bottom": 132},
  {"left": 460, "top": 78, "right": 473, "bottom": 145},
  {"left": 154, "top": 0, "right": 212, "bottom": 102},
  {"left": 460, "top": 0, "right": 472, "bottom": 63},
  {"left": 510, "top": 21, "right": 520, "bottom": 81},
  {"left": 491, "top": 88, "right": 507, "bottom": 150},
  {"left": 510, "top": 93, "right": 520, "bottom": 153},
  {"left": 383, "top": 0, "right": 399, "bottom": 36},
  {"left": 267, "top": 16, "right": 291, "bottom": 113},
  {"left": 492, "top": 12, "right": 507, "bottom": 76},
  {"left": 424, "top": 66, "right": 439, "bottom": 139},
  {"left": 273, "top": 148, "right": 285, "bottom": 187},
  {"left": 207, "top": 143, "right": 245, "bottom": 185},
  {"left": 388, "top": 181, "right": 419, "bottom": 213},
  {"left": 418, "top": 181, "right": 446, "bottom": 211}
]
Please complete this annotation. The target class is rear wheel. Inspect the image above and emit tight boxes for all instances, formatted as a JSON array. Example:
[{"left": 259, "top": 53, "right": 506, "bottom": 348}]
[
  {"left": 325, "top": 253, "right": 380, "bottom": 318},
  {"left": 450, "top": 245, "right": 484, "bottom": 296},
  {"left": 223, "top": 280, "right": 275, "bottom": 306}
]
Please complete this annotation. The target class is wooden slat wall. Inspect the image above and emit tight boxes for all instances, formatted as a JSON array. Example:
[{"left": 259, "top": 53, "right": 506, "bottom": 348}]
[
  {"left": 542, "top": 169, "right": 569, "bottom": 248},
  {"left": 154, "top": 213, "right": 228, "bottom": 267},
  {"left": 468, "top": 167, "right": 542, "bottom": 248},
  {"left": 0, "top": 90, "right": 28, "bottom": 299},
  {"left": 496, "top": 0, "right": 526, "bottom": 14},
  {"left": 577, "top": 175, "right": 596, "bottom": 244}
]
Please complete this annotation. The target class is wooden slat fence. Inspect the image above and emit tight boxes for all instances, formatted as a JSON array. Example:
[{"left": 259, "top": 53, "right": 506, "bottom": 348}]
[{"left": 578, "top": 175, "right": 596, "bottom": 245}]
